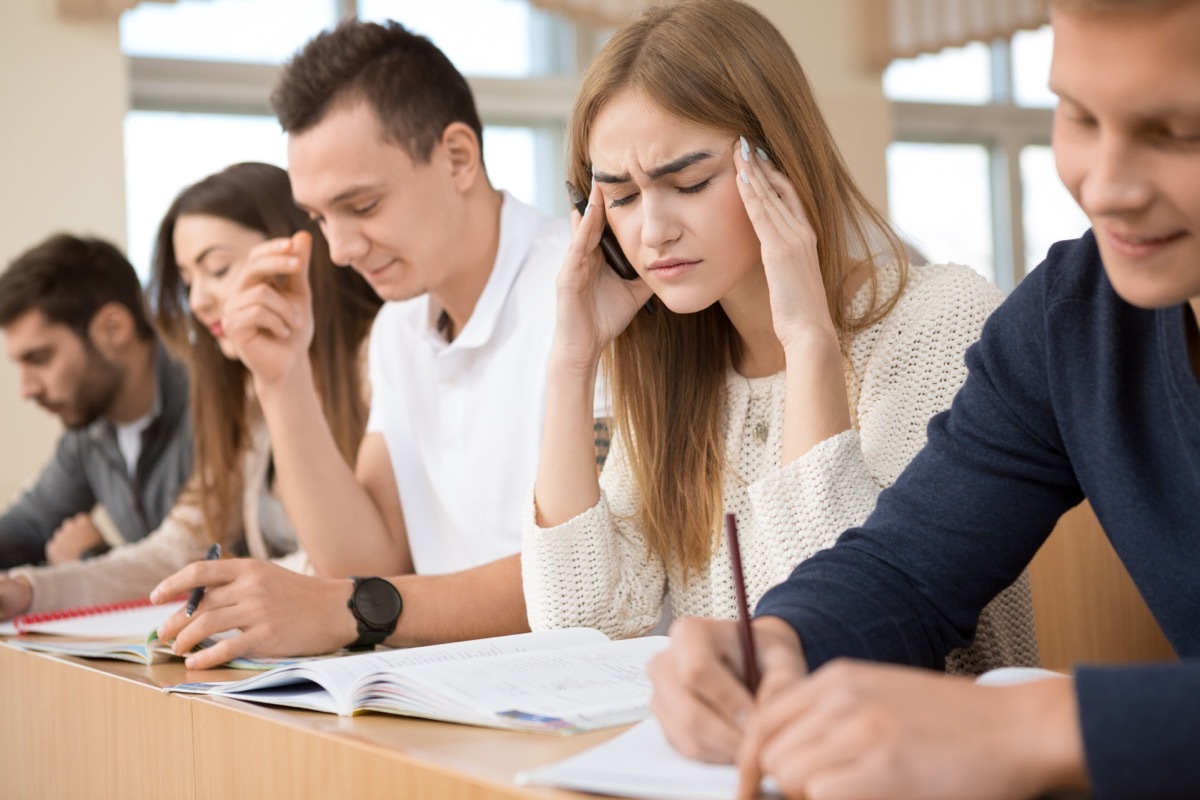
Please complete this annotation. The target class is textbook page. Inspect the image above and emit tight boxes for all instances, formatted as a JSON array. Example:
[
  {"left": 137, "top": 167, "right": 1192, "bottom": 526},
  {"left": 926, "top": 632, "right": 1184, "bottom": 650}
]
[
  {"left": 168, "top": 628, "right": 613, "bottom": 715},
  {"left": 518, "top": 716, "right": 781, "bottom": 799},
  {"left": 357, "top": 636, "right": 669, "bottom": 731}
]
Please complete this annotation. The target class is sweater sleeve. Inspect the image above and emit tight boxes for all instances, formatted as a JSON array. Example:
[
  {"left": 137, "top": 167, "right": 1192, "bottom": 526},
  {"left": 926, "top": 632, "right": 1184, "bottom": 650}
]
[
  {"left": 750, "top": 264, "right": 1037, "bottom": 672},
  {"left": 11, "top": 497, "right": 210, "bottom": 613},
  {"left": 0, "top": 434, "right": 97, "bottom": 569},
  {"left": 1075, "top": 663, "right": 1200, "bottom": 799},
  {"left": 521, "top": 432, "right": 667, "bottom": 639}
]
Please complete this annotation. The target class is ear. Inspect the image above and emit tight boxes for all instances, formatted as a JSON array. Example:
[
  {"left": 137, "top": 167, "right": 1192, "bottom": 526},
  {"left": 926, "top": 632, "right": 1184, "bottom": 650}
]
[
  {"left": 440, "top": 122, "right": 485, "bottom": 193},
  {"left": 87, "top": 303, "right": 136, "bottom": 355}
]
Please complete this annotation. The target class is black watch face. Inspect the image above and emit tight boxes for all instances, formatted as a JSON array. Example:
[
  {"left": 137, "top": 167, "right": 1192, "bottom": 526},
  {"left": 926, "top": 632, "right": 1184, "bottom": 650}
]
[{"left": 355, "top": 579, "right": 402, "bottom": 627}]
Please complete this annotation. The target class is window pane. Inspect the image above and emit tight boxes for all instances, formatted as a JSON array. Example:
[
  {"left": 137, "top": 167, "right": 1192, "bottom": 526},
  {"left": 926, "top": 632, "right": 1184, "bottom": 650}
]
[
  {"left": 121, "top": 0, "right": 336, "bottom": 63},
  {"left": 1012, "top": 26, "right": 1056, "bottom": 108},
  {"left": 883, "top": 42, "right": 991, "bottom": 105},
  {"left": 482, "top": 126, "right": 538, "bottom": 209},
  {"left": 124, "top": 112, "right": 288, "bottom": 279},
  {"left": 887, "top": 143, "right": 994, "bottom": 282},
  {"left": 1020, "top": 146, "right": 1091, "bottom": 271},
  {"left": 360, "top": 0, "right": 540, "bottom": 77},
  {"left": 124, "top": 112, "right": 549, "bottom": 280}
]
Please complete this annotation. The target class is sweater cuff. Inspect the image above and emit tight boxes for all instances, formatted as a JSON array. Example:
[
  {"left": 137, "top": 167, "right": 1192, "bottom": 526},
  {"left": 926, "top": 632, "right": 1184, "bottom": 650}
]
[
  {"left": 1076, "top": 662, "right": 1200, "bottom": 799},
  {"left": 10, "top": 563, "right": 76, "bottom": 614}
]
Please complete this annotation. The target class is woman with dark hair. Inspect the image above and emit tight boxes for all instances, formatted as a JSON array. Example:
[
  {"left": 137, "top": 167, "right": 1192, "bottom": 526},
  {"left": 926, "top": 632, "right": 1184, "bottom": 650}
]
[
  {"left": 0, "top": 162, "right": 380, "bottom": 617},
  {"left": 522, "top": 0, "right": 1035, "bottom": 675}
]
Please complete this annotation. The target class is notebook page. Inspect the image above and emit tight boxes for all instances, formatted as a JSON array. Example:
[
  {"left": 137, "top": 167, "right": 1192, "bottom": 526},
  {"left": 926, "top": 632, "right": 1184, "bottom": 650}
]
[
  {"left": 15, "top": 601, "right": 184, "bottom": 638},
  {"left": 518, "top": 716, "right": 781, "bottom": 799}
]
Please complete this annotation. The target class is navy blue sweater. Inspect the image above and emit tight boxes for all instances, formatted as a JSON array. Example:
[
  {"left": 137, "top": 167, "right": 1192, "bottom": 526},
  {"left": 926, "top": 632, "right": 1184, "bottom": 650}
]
[{"left": 756, "top": 232, "right": 1200, "bottom": 799}]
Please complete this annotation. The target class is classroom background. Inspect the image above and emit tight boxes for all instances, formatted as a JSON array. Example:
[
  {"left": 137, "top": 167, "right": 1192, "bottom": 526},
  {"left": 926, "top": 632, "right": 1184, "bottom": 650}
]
[{"left": 4, "top": 0, "right": 1144, "bottom": 668}]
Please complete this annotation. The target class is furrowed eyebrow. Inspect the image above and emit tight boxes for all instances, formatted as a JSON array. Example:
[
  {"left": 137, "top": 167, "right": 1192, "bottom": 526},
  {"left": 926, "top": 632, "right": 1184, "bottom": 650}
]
[{"left": 592, "top": 150, "right": 715, "bottom": 184}]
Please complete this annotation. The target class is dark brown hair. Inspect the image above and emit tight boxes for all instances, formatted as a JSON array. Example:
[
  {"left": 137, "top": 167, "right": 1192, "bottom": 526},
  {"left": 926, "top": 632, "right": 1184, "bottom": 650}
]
[
  {"left": 271, "top": 18, "right": 483, "bottom": 163},
  {"left": 0, "top": 234, "right": 154, "bottom": 342},
  {"left": 148, "top": 162, "right": 382, "bottom": 544},
  {"left": 569, "top": 0, "right": 910, "bottom": 576}
]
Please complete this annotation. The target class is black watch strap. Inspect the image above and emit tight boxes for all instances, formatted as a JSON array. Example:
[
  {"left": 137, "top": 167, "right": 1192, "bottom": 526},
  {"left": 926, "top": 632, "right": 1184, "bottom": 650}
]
[{"left": 346, "top": 576, "right": 403, "bottom": 651}]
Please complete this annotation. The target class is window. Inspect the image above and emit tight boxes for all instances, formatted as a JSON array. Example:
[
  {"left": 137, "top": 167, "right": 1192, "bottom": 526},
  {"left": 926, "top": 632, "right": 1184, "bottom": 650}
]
[
  {"left": 884, "top": 26, "right": 1090, "bottom": 292},
  {"left": 120, "top": 0, "right": 337, "bottom": 64},
  {"left": 121, "top": 0, "right": 582, "bottom": 278},
  {"left": 887, "top": 143, "right": 994, "bottom": 281}
]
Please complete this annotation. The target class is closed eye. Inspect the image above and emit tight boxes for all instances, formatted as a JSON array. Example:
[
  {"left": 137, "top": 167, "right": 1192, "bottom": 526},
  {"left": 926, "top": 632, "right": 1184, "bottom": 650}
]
[
  {"left": 609, "top": 193, "right": 638, "bottom": 209},
  {"left": 678, "top": 179, "right": 711, "bottom": 195}
]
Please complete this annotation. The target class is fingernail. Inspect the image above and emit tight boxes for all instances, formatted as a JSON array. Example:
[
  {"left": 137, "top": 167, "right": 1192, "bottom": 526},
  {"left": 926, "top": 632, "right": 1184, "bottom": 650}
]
[
  {"left": 740, "top": 169, "right": 750, "bottom": 184},
  {"left": 185, "top": 657, "right": 195, "bottom": 669},
  {"left": 149, "top": 588, "right": 161, "bottom": 602},
  {"left": 739, "top": 136, "right": 750, "bottom": 162},
  {"left": 756, "top": 147, "right": 770, "bottom": 162}
]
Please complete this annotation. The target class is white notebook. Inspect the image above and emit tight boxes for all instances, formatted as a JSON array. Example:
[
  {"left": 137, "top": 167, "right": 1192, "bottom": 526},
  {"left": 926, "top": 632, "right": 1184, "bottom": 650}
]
[{"left": 518, "top": 716, "right": 780, "bottom": 799}]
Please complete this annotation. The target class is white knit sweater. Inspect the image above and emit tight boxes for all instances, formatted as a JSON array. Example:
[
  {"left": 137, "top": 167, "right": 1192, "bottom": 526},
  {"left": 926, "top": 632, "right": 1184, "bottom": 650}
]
[{"left": 521, "top": 262, "right": 1040, "bottom": 674}]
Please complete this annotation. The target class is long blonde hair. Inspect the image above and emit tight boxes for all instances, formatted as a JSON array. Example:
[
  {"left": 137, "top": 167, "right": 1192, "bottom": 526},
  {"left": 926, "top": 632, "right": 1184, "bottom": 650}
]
[
  {"left": 149, "top": 162, "right": 382, "bottom": 544},
  {"left": 566, "top": 0, "right": 909, "bottom": 576}
]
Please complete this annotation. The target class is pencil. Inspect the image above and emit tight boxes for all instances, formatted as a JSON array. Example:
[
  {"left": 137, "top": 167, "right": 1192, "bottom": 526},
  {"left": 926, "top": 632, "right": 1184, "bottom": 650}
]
[{"left": 724, "top": 512, "right": 760, "bottom": 693}]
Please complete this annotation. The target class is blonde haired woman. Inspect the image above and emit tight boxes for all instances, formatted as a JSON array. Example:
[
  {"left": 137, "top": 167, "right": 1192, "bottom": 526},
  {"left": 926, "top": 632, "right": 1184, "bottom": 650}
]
[{"left": 522, "top": 0, "right": 1036, "bottom": 674}]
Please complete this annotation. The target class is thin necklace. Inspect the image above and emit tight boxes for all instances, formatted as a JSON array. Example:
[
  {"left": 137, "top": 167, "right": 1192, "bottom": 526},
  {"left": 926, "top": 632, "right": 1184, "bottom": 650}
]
[{"left": 743, "top": 370, "right": 784, "bottom": 445}]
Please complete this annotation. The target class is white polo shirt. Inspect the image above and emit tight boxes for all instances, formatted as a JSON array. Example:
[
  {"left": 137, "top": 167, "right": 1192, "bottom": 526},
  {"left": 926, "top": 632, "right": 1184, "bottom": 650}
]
[{"left": 367, "top": 192, "right": 600, "bottom": 575}]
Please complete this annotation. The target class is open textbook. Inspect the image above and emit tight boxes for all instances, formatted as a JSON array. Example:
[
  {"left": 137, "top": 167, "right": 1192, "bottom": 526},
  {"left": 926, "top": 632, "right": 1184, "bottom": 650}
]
[
  {"left": 1, "top": 599, "right": 296, "bottom": 670},
  {"left": 168, "top": 628, "right": 669, "bottom": 734}
]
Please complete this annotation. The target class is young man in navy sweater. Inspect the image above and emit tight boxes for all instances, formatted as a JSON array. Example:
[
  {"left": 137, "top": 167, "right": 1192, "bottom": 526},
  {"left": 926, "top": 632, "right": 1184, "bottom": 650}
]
[{"left": 650, "top": 1, "right": 1200, "bottom": 798}]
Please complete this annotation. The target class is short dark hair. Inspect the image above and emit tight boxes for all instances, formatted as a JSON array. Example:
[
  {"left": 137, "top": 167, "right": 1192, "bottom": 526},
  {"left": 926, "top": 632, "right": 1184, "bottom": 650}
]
[
  {"left": 0, "top": 234, "right": 154, "bottom": 341},
  {"left": 270, "top": 19, "right": 484, "bottom": 163}
]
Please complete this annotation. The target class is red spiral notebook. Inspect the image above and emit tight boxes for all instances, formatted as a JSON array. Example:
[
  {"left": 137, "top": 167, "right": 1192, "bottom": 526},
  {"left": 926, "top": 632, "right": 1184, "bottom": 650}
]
[{"left": 8, "top": 597, "right": 182, "bottom": 637}]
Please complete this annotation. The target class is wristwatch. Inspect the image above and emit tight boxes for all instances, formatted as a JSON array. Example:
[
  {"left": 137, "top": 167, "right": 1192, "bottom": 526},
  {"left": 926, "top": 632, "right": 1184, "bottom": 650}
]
[{"left": 346, "top": 576, "right": 403, "bottom": 651}]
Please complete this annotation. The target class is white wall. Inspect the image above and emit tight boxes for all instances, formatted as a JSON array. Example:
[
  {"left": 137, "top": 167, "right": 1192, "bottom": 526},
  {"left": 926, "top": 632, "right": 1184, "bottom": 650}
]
[
  {"left": 0, "top": 0, "right": 128, "bottom": 504},
  {"left": 751, "top": 0, "right": 890, "bottom": 212}
]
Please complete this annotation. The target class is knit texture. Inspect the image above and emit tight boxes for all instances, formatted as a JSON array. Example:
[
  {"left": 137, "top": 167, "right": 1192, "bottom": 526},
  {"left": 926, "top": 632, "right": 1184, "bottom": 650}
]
[{"left": 522, "top": 262, "right": 1038, "bottom": 674}]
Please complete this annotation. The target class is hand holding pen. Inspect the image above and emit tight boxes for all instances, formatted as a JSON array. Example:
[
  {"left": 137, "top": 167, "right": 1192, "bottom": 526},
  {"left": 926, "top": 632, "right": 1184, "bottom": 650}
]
[
  {"left": 647, "top": 516, "right": 807, "bottom": 764},
  {"left": 185, "top": 543, "right": 221, "bottom": 617}
]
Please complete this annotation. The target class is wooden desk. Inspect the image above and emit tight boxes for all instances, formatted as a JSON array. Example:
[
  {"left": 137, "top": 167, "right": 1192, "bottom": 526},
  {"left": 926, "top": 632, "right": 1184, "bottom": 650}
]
[{"left": 0, "top": 644, "right": 623, "bottom": 800}]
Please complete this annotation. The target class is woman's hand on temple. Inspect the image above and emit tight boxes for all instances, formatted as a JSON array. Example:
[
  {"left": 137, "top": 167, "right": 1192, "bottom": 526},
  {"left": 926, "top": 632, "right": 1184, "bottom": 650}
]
[
  {"left": 551, "top": 180, "right": 653, "bottom": 375},
  {"left": 732, "top": 138, "right": 837, "bottom": 352}
]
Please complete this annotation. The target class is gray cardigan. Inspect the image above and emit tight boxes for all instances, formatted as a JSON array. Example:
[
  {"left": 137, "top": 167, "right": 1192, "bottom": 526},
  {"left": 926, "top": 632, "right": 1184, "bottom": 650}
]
[{"left": 0, "top": 342, "right": 192, "bottom": 568}]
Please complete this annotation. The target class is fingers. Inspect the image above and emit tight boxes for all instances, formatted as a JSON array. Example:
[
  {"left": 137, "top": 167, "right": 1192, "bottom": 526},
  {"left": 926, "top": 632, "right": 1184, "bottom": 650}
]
[
  {"left": 0, "top": 576, "right": 33, "bottom": 620},
  {"left": 650, "top": 618, "right": 756, "bottom": 763},
  {"left": 237, "top": 234, "right": 310, "bottom": 293},
  {"left": 735, "top": 139, "right": 808, "bottom": 243},
  {"left": 183, "top": 633, "right": 252, "bottom": 671},
  {"left": 223, "top": 282, "right": 300, "bottom": 341},
  {"left": 172, "top": 603, "right": 248, "bottom": 659},
  {"left": 733, "top": 138, "right": 820, "bottom": 274},
  {"left": 567, "top": 182, "right": 609, "bottom": 266},
  {"left": 150, "top": 559, "right": 235, "bottom": 605},
  {"left": 46, "top": 513, "right": 102, "bottom": 563},
  {"left": 649, "top": 655, "right": 745, "bottom": 762}
]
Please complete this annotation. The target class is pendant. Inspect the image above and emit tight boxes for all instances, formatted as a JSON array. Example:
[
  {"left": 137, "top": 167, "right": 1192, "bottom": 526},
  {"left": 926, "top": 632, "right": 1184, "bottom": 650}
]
[{"left": 753, "top": 420, "right": 769, "bottom": 445}]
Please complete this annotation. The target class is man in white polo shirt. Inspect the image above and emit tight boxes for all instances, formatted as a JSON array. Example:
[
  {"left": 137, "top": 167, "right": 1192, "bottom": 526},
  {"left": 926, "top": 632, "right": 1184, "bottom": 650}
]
[{"left": 153, "top": 19, "right": 605, "bottom": 666}]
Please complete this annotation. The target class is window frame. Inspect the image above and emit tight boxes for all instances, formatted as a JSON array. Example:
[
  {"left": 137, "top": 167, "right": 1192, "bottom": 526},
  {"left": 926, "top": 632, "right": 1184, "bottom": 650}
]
[
  {"left": 125, "top": 0, "right": 600, "bottom": 216},
  {"left": 889, "top": 39, "right": 1055, "bottom": 293}
]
